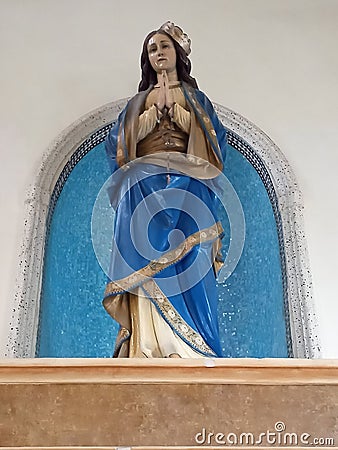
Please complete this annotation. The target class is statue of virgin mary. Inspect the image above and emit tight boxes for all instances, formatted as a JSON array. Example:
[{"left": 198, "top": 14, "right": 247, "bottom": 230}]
[{"left": 103, "top": 21, "right": 228, "bottom": 358}]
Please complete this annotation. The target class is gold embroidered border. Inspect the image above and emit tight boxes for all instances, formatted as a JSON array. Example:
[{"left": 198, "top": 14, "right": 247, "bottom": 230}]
[
  {"left": 184, "top": 84, "right": 221, "bottom": 156},
  {"left": 104, "top": 221, "right": 223, "bottom": 297},
  {"left": 142, "top": 278, "right": 217, "bottom": 357}
]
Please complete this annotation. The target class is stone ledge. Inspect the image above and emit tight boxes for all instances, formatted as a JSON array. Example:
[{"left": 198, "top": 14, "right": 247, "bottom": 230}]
[{"left": 0, "top": 359, "right": 337, "bottom": 449}]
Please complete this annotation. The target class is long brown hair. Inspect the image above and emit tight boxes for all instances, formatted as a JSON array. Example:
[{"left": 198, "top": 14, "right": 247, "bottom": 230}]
[{"left": 138, "top": 30, "right": 198, "bottom": 92}]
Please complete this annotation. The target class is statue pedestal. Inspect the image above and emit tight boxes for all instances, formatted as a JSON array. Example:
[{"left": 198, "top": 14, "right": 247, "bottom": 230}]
[{"left": 0, "top": 358, "right": 337, "bottom": 449}]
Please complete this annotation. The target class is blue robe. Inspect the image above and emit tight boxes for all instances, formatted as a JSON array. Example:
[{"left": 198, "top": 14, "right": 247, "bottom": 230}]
[{"left": 103, "top": 83, "right": 228, "bottom": 357}]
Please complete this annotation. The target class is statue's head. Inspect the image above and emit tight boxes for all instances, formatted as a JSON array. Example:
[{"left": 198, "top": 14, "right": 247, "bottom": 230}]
[
  {"left": 146, "top": 31, "right": 177, "bottom": 77},
  {"left": 138, "top": 22, "right": 197, "bottom": 92}
]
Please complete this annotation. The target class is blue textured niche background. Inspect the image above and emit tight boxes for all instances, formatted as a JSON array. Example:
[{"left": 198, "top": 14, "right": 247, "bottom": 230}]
[{"left": 37, "top": 140, "right": 288, "bottom": 357}]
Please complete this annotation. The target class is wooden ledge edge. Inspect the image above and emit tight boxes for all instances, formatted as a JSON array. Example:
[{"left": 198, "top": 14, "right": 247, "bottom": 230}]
[
  {"left": 1, "top": 357, "right": 338, "bottom": 368},
  {"left": 0, "top": 358, "right": 337, "bottom": 385}
]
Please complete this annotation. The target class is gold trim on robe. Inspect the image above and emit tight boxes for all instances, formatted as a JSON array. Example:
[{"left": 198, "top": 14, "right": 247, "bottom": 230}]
[
  {"left": 141, "top": 279, "right": 217, "bottom": 356},
  {"left": 104, "top": 222, "right": 223, "bottom": 296},
  {"left": 103, "top": 222, "right": 223, "bottom": 357}
]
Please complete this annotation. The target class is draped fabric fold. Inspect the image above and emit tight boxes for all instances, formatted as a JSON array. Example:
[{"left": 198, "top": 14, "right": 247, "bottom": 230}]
[{"left": 103, "top": 83, "right": 228, "bottom": 358}]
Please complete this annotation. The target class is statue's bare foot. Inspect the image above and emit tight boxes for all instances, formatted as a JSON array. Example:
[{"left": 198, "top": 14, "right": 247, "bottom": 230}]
[{"left": 168, "top": 353, "right": 181, "bottom": 358}]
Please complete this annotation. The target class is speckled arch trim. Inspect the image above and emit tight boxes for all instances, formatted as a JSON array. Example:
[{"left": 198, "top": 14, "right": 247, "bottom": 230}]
[{"left": 5, "top": 98, "right": 320, "bottom": 358}]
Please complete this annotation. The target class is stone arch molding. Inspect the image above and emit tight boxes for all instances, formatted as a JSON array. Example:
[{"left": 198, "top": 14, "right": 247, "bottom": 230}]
[{"left": 6, "top": 99, "right": 321, "bottom": 358}]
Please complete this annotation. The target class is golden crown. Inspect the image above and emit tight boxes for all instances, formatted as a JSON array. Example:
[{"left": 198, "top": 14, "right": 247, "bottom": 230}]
[{"left": 159, "top": 21, "right": 191, "bottom": 56}]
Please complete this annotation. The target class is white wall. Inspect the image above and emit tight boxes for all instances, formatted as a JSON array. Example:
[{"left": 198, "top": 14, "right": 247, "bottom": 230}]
[{"left": 0, "top": 0, "right": 337, "bottom": 358}]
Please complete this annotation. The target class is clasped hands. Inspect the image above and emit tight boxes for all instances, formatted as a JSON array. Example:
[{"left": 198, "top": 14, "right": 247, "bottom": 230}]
[{"left": 156, "top": 70, "right": 174, "bottom": 117}]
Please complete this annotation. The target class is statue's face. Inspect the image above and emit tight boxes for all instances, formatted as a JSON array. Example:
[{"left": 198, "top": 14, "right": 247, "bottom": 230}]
[{"left": 147, "top": 33, "right": 177, "bottom": 74}]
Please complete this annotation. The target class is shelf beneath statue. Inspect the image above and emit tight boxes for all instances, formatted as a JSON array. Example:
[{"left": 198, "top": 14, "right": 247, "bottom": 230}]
[{"left": 0, "top": 358, "right": 337, "bottom": 449}]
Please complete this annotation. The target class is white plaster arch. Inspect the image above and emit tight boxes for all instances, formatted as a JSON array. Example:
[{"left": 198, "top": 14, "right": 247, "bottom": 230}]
[{"left": 6, "top": 99, "right": 321, "bottom": 358}]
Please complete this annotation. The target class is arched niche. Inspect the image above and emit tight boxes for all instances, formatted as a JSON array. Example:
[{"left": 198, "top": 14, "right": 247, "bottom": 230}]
[{"left": 6, "top": 99, "right": 320, "bottom": 358}]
